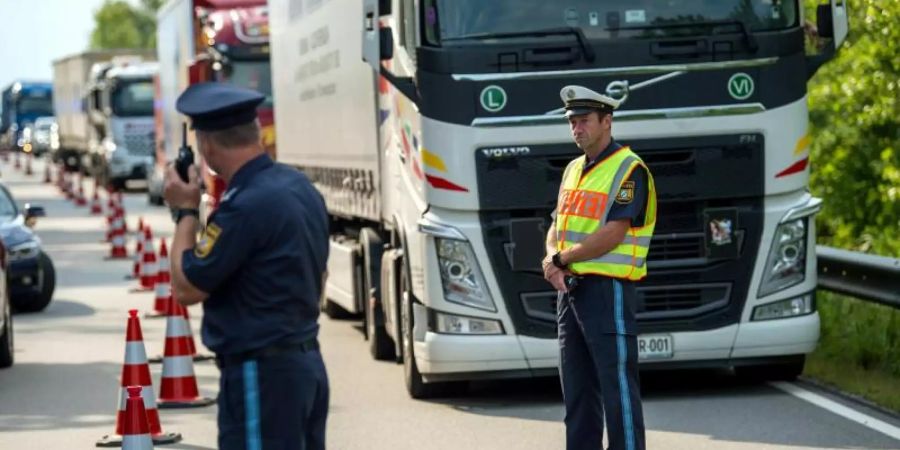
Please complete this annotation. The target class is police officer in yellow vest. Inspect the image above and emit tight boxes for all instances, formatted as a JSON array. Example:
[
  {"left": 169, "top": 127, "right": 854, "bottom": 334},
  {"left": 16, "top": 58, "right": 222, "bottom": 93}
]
[{"left": 543, "top": 85, "right": 657, "bottom": 450}]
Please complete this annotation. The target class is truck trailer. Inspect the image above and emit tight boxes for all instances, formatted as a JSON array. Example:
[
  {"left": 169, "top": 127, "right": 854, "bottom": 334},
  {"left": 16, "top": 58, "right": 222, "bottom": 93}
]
[
  {"left": 269, "top": 0, "right": 850, "bottom": 398},
  {"left": 151, "top": 0, "right": 273, "bottom": 209}
]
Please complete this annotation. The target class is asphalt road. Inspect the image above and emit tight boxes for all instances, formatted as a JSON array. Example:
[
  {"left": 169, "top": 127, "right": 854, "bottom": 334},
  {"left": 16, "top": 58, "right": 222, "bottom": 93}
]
[{"left": 0, "top": 156, "right": 898, "bottom": 450}]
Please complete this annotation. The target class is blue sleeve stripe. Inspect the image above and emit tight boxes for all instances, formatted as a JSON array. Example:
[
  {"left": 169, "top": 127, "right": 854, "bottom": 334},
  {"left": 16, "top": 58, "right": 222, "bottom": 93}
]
[{"left": 243, "top": 360, "right": 263, "bottom": 450}]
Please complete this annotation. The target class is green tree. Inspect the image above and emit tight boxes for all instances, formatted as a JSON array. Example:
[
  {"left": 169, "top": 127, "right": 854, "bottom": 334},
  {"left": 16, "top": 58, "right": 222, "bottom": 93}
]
[
  {"left": 90, "top": 0, "right": 165, "bottom": 50},
  {"left": 804, "top": 0, "right": 900, "bottom": 255}
]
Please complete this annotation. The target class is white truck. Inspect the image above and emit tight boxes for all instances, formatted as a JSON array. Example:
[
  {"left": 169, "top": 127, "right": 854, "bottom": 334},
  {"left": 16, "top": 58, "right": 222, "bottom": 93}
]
[
  {"left": 52, "top": 50, "right": 154, "bottom": 173},
  {"left": 83, "top": 59, "right": 158, "bottom": 190},
  {"left": 269, "top": 0, "right": 849, "bottom": 398}
]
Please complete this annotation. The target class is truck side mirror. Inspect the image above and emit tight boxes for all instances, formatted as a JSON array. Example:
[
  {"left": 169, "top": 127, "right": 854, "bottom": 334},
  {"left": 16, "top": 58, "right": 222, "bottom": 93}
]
[
  {"left": 380, "top": 28, "right": 394, "bottom": 61},
  {"left": 806, "top": 1, "right": 850, "bottom": 80},
  {"left": 817, "top": 1, "right": 849, "bottom": 48},
  {"left": 24, "top": 203, "right": 45, "bottom": 228}
]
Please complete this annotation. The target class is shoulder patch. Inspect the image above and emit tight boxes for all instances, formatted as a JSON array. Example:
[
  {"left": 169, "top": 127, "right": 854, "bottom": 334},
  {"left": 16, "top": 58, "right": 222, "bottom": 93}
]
[
  {"left": 615, "top": 180, "right": 635, "bottom": 204},
  {"left": 194, "top": 223, "right": 222, "bottom": 258}
]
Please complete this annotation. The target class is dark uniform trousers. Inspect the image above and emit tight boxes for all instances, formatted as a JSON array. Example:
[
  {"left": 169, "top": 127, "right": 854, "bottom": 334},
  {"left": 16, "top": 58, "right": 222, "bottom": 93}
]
[
  {"left": 558, "top": 276, "right": 646, "bottom": 450},
  {"left": 218, "top": 348, "right": 329, "bottom": 450}
]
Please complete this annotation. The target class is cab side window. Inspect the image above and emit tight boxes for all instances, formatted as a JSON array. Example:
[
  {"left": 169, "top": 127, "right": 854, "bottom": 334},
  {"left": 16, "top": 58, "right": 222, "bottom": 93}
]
[{"left": 398, "top": 0, "right": 417, "bottom": 63}]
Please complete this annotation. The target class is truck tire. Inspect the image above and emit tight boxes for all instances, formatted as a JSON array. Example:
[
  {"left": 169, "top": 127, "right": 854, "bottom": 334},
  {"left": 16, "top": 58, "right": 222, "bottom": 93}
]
[
  {"left": 13, "top": 252, "right": 56, "bottom": 313},
  {"left": 400, "top": 267, "right": 462, "bottom": 399},
  {"left": 0, "top": 292, "right": 13, "bottom": 368},
  {"left": 735, "top": 356, "right": 805, "bottom": 382},
  {"left": 361, "top": 229, "right": 393, "bottom": 360}
]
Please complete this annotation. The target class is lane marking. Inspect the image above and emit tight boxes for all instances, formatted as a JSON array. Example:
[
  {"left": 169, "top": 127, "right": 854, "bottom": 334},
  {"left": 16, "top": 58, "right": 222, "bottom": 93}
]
[{"left": 770, "top": 381, "right": 900, "bottom": 442}]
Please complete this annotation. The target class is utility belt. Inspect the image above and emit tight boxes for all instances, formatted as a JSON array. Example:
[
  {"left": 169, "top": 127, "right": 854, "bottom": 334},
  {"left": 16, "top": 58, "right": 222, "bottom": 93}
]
[{"left": 215, "top": 338, "right": 319, "bottom": 368}]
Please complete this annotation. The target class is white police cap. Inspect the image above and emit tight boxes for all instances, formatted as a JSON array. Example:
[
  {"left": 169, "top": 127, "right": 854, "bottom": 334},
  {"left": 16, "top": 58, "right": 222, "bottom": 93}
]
[{"left": 560, "top": 85, "right": 621, "bottom": 117}]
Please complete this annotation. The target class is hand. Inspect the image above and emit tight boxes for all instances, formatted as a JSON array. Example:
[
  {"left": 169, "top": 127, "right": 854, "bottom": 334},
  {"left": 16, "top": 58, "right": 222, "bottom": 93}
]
[
  {"left": 548, "top": 270, "right": 570, "bottom": 292},
  {"left": 543, "top": 254, "right": 561, "bottom": 280},
  {"left": 163, "top": 163, "right": 201, "bottom": 209}
]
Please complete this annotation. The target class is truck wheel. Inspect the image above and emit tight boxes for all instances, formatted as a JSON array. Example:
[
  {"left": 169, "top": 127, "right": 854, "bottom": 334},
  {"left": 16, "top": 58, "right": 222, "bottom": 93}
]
[
  {"left": 735, "top": 356, "right": 805, "bottom": 382},
  {"left": 13, "top": 252, "right": 55, "bottom": 313},
  {"left": 400, "top": 267, "right": 462, "bottom": 399},
  {"left": 0, "top": 292, "right": 13, "bottom": 368},
  {"left": 362, "top": 229, "right": 393, "bottom": 360}
]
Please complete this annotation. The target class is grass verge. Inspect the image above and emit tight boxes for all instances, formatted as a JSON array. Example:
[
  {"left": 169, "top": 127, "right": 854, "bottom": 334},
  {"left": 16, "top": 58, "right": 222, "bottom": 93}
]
[{"left": 803, "top": 291, "right": 900, "bottom": 414}]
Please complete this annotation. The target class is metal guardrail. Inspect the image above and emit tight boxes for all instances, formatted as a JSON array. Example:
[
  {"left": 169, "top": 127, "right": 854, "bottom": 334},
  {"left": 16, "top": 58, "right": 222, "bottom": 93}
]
[{"left": 816, "top": 245, "right": 900, "bottom": 308}]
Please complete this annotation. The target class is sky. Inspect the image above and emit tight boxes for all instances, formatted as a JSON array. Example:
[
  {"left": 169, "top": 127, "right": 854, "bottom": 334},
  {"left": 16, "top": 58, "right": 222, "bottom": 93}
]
[{"left": 0, "top": 0, "right": 111, "bottom": 90}]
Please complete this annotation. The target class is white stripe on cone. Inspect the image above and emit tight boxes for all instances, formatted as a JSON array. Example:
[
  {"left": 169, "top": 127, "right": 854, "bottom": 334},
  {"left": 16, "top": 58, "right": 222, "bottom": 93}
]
[
  {"left": 118, "top": 384, "right": 159, "bottom": 411},
  {"left": 161, "top": 356, "right": 195, "bottom": 378},
  {"left": 124, "top": 342, "right": 149, "bottom": 365},
  {"left": 121, "top": 434, "right": 154, "bottom": 450},
  {"left": 142, "top": 262, "right": 158, "bottom": 278},
  {"left": 158, "top": 256, "right": 170, "bottom": 273},
  {"left": 155, "top": 283, "right": 171, "bottom": 299},
  {"left": 164, "top": 317, "right": 190, "bottom": 338}
]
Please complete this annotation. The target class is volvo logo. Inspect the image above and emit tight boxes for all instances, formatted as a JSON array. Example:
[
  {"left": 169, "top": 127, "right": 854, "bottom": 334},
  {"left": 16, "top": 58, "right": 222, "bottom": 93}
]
[{"left": 481, "top": 146, "right": 531, "bottom": 159}]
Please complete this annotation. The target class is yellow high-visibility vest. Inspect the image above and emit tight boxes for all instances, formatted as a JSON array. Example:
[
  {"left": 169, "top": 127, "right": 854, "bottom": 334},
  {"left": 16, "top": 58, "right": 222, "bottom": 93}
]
[{"left": 556, "top": 146, "right": 657, "bottom": 280}]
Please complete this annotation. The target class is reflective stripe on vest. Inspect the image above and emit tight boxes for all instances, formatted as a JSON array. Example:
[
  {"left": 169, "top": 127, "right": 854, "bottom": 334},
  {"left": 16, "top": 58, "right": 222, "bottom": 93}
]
[{"left": 556, "top": 146, "right": 657, "bottom": 280}]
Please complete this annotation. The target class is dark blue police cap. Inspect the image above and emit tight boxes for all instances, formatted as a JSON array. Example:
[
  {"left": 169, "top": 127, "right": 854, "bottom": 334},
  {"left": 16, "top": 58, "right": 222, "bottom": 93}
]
[{"left": 176, "top": 82, "right": 265, "bottom": 131}]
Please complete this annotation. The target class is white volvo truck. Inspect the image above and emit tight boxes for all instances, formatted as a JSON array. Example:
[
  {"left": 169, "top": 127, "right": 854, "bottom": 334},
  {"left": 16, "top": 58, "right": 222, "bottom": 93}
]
[{"left": 269, "top": 0, "right": 849, "bottom": 398}]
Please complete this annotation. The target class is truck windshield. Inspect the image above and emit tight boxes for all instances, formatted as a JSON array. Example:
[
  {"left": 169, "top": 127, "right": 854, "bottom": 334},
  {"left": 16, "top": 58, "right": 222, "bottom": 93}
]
[
  {"left": 111, "top": 80, "right": 154, "bottom": 117},
  {"left": 16, "top": 96, "right": 54, "bottom": 117},
  {"left": 220, "top": 61, "right": 273, "bottom": 108},
  {"left": 426, "top": 0, "right": 798, "bottom": 43}
]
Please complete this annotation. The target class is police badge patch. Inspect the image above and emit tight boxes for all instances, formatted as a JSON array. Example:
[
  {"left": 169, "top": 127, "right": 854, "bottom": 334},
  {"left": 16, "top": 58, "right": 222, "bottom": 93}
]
[
  {"left": 615, "top": 181, "right": 635, "bottom": 204},
  {"left": 194, "top": 223, "right": 222, "bottom": 258}
]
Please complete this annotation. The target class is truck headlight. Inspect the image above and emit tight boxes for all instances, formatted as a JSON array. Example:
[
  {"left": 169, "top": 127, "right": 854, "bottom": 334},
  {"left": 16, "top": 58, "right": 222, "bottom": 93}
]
[
  {"left": 434, "top": 311, "right": 504, "bottom": 335},
  {"left": 758, "top": 218, "right": 807, "bottom": 297},
  {"left": 752, "top": 294, "right": 814, "bottom": 321},
  {"left": 8, "top": 241, "right": 41, "bottom": 262},
  {"left": 436, "top": 237, "right": 496, "bottom": 312}
]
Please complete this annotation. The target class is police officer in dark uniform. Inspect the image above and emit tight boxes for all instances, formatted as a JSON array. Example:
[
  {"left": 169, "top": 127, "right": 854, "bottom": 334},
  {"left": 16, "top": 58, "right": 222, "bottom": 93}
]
[
  {"left": 543, "top": 86, "right": 657, "bottom": 450},
  {"left": 163, "top": 82, "right": 330, "bottom": 450}
]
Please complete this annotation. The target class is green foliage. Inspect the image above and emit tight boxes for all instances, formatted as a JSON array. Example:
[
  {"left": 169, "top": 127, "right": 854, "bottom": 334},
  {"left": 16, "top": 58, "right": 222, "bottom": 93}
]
[
  {"left": 90, "top": 0, "right": 165, "bottom": 50},
  {"left": 804, "top": 0, "right": 900, "bottom": 255}
]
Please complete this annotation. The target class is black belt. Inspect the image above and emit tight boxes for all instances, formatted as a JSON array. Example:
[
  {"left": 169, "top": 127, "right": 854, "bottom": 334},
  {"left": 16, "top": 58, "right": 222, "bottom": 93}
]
[{"left": 216, "top": 338, "right": 319, "bottom": 368}]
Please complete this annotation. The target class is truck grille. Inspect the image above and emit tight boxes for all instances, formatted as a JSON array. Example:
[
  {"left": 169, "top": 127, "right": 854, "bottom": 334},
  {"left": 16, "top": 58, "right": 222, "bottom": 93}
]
[{"left": 123, "top": 132, "right": 154, "bottom": 156}]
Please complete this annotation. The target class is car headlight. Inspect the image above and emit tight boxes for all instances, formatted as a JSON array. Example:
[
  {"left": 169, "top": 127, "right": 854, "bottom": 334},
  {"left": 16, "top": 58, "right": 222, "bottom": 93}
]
[
  {"left": 8, "top": 241, "right": 41, "bottom": 262},
  {"left": 434, "top": 311, "right": 504, "bottom": 335},
  {"left": 752, "top": 294, "right": 814, "bottom": 321},
  {"left": 436, "top": 237, "right": 496, "bottom": 312},
  {"left": 758, "top": 218, "right": 807, "bottom": 297}
]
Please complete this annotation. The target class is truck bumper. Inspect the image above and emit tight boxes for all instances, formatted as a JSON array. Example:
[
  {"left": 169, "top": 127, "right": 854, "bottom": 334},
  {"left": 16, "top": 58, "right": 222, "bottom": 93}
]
[
  {"left": 415, "top": 312, "right": 819, "bottom": 380},
  {"left": 108, "top": 154, "right": 152, "bottom": 180}
]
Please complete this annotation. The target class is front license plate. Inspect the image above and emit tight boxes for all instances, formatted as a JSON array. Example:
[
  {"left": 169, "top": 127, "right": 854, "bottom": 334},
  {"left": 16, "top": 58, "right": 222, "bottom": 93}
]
[{"left": 638, "top": 334, "right": 674, "bottom": 361}]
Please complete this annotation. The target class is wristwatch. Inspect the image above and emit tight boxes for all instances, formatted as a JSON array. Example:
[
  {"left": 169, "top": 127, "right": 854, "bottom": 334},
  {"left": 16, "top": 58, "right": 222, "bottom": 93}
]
[
  {"left": 552, "top": 251, "right": 567, "bottom": 269},
  {"left": 172, "top": 208, "right": 200, "bottom": 224}
]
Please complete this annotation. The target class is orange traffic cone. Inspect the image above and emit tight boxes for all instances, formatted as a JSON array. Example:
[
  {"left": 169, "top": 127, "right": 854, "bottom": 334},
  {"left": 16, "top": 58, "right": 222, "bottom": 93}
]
[
  {"left": 157, "top": 302, "right": 215, "bottom": 409},
  {"left": 24, "top": 152, "right": 33, "bottom": 176},
  {"left": 127, "top": 220, "right": 145, "bottom": 281},
  {"left": 75, "top": 176, "right": 88, "bottom": 206},
  {"left": 90, "top": 181, "right": 103, "bottom": 215},
  {"left": 106, "top": 216, "right": 128, "bottom": 260},
  {"left": 104, "top": 198, "right": 118, "bottom": 243},
  {"left": 119, "top": 386, "right": 154, "bottom": 450},
  {"left": 146, "top": 239, "right": 171, "bottom": 319},
  {"left": 182, "top": 306, "right": 214, "bottom": 362},
  {"left": 132, "top": 227, "right": 157, "bottom": 292},
  {"left": 96, "top": 310, "right": 181, "bottom": 447}
]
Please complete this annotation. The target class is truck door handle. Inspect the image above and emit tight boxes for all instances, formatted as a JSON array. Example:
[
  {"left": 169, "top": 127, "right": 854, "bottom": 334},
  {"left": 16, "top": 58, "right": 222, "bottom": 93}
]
[{"left": 651, "top": 40, "right": 708, "bottom": 57}]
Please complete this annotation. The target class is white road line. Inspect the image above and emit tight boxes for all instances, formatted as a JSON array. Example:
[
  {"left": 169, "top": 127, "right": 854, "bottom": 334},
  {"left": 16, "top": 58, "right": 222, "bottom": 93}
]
[{"left": 770, "top": 381, "right": 900, "bottom": 442}]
